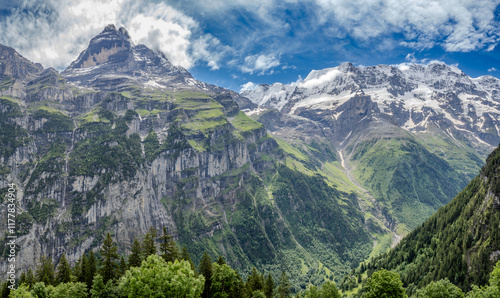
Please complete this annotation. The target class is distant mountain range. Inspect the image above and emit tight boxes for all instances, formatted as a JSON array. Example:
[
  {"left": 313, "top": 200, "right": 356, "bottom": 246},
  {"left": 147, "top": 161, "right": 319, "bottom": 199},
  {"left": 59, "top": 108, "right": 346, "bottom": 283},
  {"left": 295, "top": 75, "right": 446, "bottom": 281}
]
[
  {"left": 0, "top": 24, "right": 498, "bottom": 292},
  {"left": 242, "top": 62, "right": 499, "bottom": 233}
]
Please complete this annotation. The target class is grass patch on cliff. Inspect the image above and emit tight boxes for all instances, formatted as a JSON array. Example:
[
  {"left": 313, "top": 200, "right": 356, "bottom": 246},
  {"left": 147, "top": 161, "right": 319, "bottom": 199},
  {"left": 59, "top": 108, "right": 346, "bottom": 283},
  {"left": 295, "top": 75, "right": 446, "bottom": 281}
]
[
  {"left": 229, "top": 111, "right": 263, "bottom": 132},
  {"left": 33, "top": 107, "right": 74, "bottom": 132}
]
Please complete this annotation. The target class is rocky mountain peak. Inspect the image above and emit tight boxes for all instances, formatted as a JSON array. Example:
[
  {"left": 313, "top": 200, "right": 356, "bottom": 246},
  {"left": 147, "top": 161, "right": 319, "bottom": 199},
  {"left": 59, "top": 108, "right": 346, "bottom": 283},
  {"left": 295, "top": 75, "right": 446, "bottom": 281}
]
[
  {"left": 62, "top": 24, "right": 193, "bottom": 90},
  {"left": 0, "top": 43, "right": 43, "bottom": 79}
]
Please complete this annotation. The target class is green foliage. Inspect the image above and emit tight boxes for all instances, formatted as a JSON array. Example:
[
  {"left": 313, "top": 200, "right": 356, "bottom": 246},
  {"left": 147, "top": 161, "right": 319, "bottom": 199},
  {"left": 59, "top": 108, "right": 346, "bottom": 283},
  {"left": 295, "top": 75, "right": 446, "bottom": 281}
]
[
  {"left": 90, "top": 274, "right": 118, "bottom": 298},
  {"left": 85, "top": 251, "right": 97, "bottom": 291},
  {"left": 363, "top": 269, "right": 407, "bottom": 298},
  {"left": 30, "top": 282, "right": 51, "bottom": 298},
  {"left": 360, "top": 144, "right": 500, "bottom": 294},
  {"left": 143, "top": 130, "right": 160, "bottom": 161},
  {"left": 277, "top": 270, "right": 292, "bottom": 298},
  {"left": 142, "top": 226, "right": 157, "bottom": 258},
  {"left": 211, "top": 262, "right": 242, "bottom": 298},
  {"left": 128, "top": 238, "right": 142, "bottom": 268},
  {"left": 466, "top": 261, "right": 500, "bottom": 298},
  {"left": 100, "top": 233, "right": 119, "bottom": 284},
  {"left": 199, "top": 251, "right": 213, "bottom": 298},
  {"left": 16, "top": 212, "right": 34, "bottom": 236},
  {"left": 49, "top": 282, "right": 87, "bottom": 298},
  {"left": 33, "top": 108, "right": 74, "bottom": 132},
  {"left": 118, "top": 255, "right": 204, "bottom": 297},
  {"left": 0, "top": 97, "right": 28, "bottom": 160},
  {"left": 35, "top": 256, "right": 55, "bottom": 286},
  {"left": 351, "top": 137, "right": 467, "bottom": 229},
  {"left": 69, "top": 128, "right": 143, "bottom": 179},
  {"left": 413, "top": 279, "right": 464, "bottom": 298},
  {"left": 55, "top": 254, "right": 71, "bottom": 284},
  {"left": 8, "top": 284, "right": 31, "bottom": 297},
  {"left": 158, "top": 227, "right": 178, "bottom": 262},
  {"left": 263, "top": 273, "right": 275, "bottom": 298}
]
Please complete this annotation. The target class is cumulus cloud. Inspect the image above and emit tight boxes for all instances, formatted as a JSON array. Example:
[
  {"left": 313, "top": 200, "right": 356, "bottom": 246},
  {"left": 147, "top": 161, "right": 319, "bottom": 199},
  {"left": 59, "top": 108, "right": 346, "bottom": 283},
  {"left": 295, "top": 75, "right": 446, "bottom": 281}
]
[
  {"left": 488, "top": 67, "right": 498, "bottom": 72},
  {"left": 299, "top": 69, "right": 342, "bottom": 89},
  {"left": 240, "top": 54, "right": 280, "bottom": 75},
  {"left": 315, "top": 0, "right": 500, "bottom": 52},
  {"left": 239, "top": 81, "right": 258, "bottom": 93},
  {"left": 0, "top": 0, "right": 230, "bottom": 70}
]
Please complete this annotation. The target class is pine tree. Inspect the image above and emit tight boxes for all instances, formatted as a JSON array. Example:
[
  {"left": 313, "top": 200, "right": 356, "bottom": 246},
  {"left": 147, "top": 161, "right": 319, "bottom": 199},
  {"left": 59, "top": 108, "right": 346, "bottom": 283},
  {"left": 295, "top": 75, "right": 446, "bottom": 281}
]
[
  {"left": 181, "top": 245, "right": 195, "bottom": 271},
  {"left": 119, "top": 256, "right": 127, "bottom": 277},
  {"left": 264, "top": 273, "right": 275, "bottom": 298},
  {"left": 35, "top": 255, "right": 55, "bottom": 286},
  {"left": 246, "top": 267, "right": 264, "bottom": 293},
  {"left": 277, "top": 270, "right": 291, "bottom": 298},
  {"left": 159, "top": 227, "right": 178, "bottom": 262},
  {"left": 19, "top": 272, "right": 26, "bottom": 287},
  {"left": 198, "top": 251, "right": 212, "bottom": 298},
  {"left": 128, "top": 237, "right": 143, "bottom": 268},
  {"left": 75, "top": 254, "right": 86, "bottom": 283},
  {"left": 56, "top": 253, "right": 71, "bottom": 284},
  {"left": 85, "top": 251, "right": 97, "bottom": 290},
  {"left": 100, "top": 232, "right": 119, "bottom": 284},
  {"left": 142, "top": 226, "right": 157, "bottom": 257},
  {"left": 217, "top": 255, "right": 226, "bottom": 265},
  {"left": 25, "top": 268, "right": 35, "bottom": 289}
]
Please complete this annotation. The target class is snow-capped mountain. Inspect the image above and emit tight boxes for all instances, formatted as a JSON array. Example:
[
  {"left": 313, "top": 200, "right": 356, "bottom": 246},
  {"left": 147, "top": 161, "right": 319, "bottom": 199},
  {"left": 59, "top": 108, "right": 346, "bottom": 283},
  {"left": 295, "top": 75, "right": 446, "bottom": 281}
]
[{"left": 242, "top": 62, "right": 500, "bottom": 153}]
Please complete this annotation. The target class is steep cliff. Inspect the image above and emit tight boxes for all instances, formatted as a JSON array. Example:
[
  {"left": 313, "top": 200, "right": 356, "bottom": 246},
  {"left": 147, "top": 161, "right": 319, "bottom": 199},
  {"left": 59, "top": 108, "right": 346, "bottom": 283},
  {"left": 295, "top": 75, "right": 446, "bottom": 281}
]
[{"left": 0, "top": 25, "right": 371, "bottom": 290}]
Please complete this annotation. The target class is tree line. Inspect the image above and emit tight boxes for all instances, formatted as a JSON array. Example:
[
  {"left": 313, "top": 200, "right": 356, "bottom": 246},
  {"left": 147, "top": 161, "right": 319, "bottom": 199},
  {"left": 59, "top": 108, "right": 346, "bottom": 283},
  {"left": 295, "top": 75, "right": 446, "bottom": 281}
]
[{"left": 0, "top": 226, "right": 341, "bottom": 297}]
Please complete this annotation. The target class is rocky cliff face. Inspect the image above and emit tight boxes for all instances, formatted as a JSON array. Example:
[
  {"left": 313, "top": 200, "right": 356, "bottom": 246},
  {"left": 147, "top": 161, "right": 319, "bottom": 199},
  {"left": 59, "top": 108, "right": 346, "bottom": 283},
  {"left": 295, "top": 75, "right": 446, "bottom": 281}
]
[{"left": 0, "top": 25, "right": 372, "bottom": 288}]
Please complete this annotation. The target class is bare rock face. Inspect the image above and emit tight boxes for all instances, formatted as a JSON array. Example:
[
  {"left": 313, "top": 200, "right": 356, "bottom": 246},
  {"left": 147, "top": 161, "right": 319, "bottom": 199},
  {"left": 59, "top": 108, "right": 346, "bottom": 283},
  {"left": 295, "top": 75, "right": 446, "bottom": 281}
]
[{"left": 0, "top": 44, "right": 43, "bottom": 80}]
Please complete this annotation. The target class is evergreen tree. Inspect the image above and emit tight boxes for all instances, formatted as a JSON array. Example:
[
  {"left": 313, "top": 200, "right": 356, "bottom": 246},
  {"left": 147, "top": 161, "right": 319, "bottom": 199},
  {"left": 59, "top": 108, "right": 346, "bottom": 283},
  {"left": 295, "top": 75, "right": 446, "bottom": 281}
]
[
  {"left": 198, "top": 251, "right": 213, "bottom": 298},
  {"left": 159, "top": 227, "right": 178, "bottom": 262},
  {"left": 1, "top": 281, "right": 10, "bottom": 298},
  {"left": 119, "top": 256, "right": 127, "bottom": 277},
  {"left": 85, "top": 251, "right": 97, "bottom": 290},
  {"left": 25, "top": 268, "right": 35, "bottom": 289},
  {"left": 263, "top": 273, "right": 275, "bottom": 298},
  {"left": 75, "top": 253, "right": 86, "bottom": 283},
  {"left": 278, "top": 270, "right": 292, "bottom": 298},
  {"left": 217, "top": 255, "right": 226, "bottom": 265},
  {"left": 56, "top": 253, "right": 72, "bottom": 284},
  {"left": 246, "top": 267, "right": 264, "bottom": 293},
  {"left": 181, "top": 245, "right": 196, "bottom": 271},
  {"left": 128, "top": 237, "right": 143, "bottom": 268},
  {"left": 100, "top": 232, "right": 119, "bottom": 284},
  {"left": 35, "top": 255, "right": 55, "bottom": 286},
  {"left": 19, "top": 272, "right": 26, "bottom": 287},
  {"left": 142, "top": 226, "right": 157, "bottom": 257}
]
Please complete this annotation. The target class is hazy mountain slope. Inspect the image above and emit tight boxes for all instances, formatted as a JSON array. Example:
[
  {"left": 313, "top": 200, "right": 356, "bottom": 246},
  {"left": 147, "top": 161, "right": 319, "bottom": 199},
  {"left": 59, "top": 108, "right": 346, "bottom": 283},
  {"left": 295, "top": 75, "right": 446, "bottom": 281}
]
[{"left": 0, "top": 25, "right": 371, "bottom": 290}]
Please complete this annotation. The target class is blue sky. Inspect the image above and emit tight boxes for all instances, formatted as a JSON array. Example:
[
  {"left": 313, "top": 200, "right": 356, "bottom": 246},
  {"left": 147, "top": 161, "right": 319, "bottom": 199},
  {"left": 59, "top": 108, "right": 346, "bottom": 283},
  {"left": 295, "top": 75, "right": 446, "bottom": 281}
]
[{"left": 1, "top": 0, "right": 499, "bottom": 92}]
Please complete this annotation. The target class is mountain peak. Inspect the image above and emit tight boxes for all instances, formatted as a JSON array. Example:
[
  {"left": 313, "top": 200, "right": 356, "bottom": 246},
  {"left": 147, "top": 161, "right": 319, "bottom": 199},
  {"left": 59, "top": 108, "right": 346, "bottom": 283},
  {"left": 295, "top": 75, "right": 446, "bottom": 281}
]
[{"left": 62, "top": 25, "right": 193, "bottom": 90}]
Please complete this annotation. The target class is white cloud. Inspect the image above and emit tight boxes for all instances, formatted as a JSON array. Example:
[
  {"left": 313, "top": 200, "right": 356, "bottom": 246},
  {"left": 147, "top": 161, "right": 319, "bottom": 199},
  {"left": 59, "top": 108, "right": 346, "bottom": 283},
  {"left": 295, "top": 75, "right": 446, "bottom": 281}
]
[
  {"left": 488, "top": 67, "right": 498, "bottom": 72},
  {"left": 239, "top": 81, "right": 258, "bottom": 93},
  {"left": 314, "top": 0, "right": 500, "bottom": 52},
  {"left": 299, "top": 69, "right": 342, "bottom": 89},
  {"left": 0, "top": 0, "right": 230, "bottom": 70},
  {"left": 241, "top": 54, "right": 280, "bottom": 75}
]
